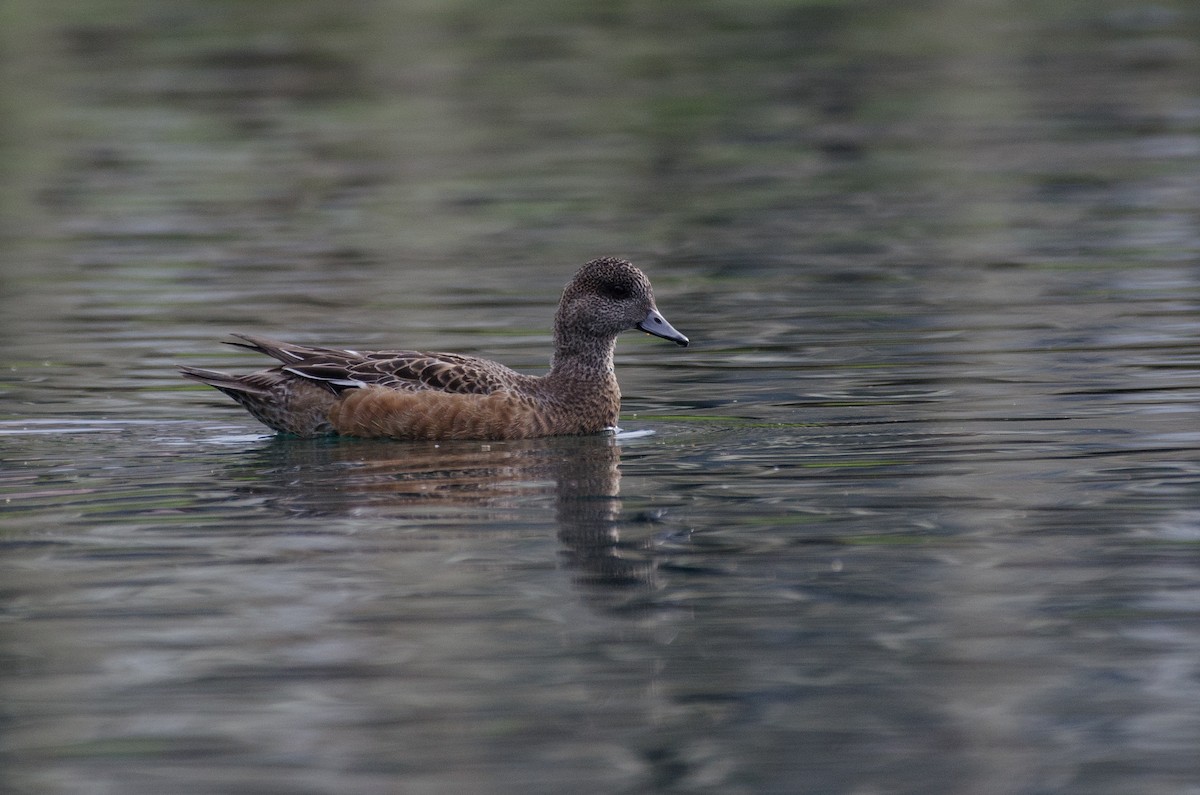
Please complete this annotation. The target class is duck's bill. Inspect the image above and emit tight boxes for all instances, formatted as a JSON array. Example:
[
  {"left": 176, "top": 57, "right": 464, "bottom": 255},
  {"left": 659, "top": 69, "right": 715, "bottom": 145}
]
[{"left": 637, "top": 308, "right": 689, "bottom": 347}]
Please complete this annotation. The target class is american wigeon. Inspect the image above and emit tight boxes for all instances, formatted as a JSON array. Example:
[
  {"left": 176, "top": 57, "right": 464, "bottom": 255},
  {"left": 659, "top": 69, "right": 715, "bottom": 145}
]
[{"left": 180, "top": 257, "right": 688, "bottom": 440}]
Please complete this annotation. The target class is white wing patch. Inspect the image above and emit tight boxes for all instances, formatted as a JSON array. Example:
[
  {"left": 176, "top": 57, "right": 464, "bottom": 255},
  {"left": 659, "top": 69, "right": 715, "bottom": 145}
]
[{"left": 283, "top": 367, "right": 365, "bottom": 389}]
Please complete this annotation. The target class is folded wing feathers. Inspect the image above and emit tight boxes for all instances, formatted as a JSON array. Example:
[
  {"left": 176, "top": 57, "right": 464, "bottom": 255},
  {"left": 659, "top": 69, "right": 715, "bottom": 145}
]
[
  {"left": 226, "top": 334, "right": 520, "bottom": 396},
  {"left": 278, "top": 350, "right": 508, "bottom": 396}
]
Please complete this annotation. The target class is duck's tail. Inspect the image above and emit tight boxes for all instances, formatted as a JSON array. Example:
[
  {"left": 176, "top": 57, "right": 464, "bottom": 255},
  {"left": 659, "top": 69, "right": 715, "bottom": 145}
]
[
  {"left": 179, "top": 364, "right": 335, "bottom": 436},
  {"left": 178, "top": 365, "right": 272, "bottom": 398}
]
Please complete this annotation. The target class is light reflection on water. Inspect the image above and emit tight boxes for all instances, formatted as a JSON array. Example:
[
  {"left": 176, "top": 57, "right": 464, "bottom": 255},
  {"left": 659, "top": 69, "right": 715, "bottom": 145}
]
[{"left": 2, "top": 0, "right": 1200, "bottom": 793}]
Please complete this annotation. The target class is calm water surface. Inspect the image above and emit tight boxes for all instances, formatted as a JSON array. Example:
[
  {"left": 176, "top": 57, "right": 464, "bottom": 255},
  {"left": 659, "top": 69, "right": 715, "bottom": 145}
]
[{"left": 2, "top": 2, "right": 1200, "bottom": 794}]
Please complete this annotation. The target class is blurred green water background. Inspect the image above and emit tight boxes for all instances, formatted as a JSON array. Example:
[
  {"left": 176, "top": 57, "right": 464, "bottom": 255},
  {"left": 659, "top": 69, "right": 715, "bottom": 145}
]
[{"left": 5, "top": 0, "right": 1196, "bottom": 276}]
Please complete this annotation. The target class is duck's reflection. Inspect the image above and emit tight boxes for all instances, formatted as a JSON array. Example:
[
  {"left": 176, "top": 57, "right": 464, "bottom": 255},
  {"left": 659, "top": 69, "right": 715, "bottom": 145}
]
[{"left": 231, "top": 433, "right": 656, "bottom": 594}]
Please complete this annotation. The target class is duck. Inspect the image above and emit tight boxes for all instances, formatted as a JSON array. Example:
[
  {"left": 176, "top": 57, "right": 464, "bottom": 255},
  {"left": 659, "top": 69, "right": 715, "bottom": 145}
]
[{"left": 179, "top": 257, "right": 689, "bottom": 440}]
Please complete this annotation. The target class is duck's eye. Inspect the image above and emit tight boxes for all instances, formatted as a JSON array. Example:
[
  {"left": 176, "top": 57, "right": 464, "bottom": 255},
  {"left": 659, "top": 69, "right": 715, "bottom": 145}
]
[{"left": 603, "top": 282, "right": 633, "bottom": 300}]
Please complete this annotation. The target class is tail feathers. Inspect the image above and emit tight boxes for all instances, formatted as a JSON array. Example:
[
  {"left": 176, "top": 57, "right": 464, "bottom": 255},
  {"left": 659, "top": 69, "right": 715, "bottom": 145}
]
[
  {"left": 223, "top": 333, "right": 351, "bottom": 364},
  {"left": 178, "top": 365, "right": 272, "bottom": 397},
  {"left": 179, "top": 363, "right": 335, "bottom": 436},
  {"left": 223, "top": 333, "right": 306, "bottom": 362}
]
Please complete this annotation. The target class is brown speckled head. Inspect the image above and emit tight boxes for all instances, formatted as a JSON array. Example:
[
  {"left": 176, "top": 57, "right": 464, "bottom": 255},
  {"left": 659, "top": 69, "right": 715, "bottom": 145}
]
[{"left": 553, "top": 257, "right": 688, "bottom": 362}]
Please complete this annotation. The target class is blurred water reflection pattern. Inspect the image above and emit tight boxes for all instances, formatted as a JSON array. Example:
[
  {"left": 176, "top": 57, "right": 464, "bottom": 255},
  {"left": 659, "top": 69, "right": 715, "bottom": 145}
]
[{"left": 2, "top": 0, "right": 1199, "bottom": 793}]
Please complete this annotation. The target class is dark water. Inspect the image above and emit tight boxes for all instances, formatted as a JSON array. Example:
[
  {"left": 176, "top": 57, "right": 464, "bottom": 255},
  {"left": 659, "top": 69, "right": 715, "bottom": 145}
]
[{"left": 2, "top": 2, "right": 1199, "bottom": 793}]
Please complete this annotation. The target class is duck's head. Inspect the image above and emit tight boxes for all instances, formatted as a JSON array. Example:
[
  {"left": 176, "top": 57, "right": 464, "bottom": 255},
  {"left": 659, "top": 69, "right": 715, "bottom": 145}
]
[{"left": 554, "top": 257, "right": 689, "bottom": 350}]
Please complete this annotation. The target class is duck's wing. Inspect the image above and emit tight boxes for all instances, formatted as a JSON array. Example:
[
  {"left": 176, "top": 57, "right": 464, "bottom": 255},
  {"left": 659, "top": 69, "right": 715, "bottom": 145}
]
[{"left": 227, "top": 334, "right": 520, "bottom": 395}]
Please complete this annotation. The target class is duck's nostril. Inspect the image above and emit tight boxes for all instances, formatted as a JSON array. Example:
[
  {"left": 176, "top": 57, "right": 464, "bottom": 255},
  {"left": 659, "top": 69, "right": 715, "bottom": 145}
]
[{"left": 637, "top": 308, "right": 687, "bottom": 346}]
